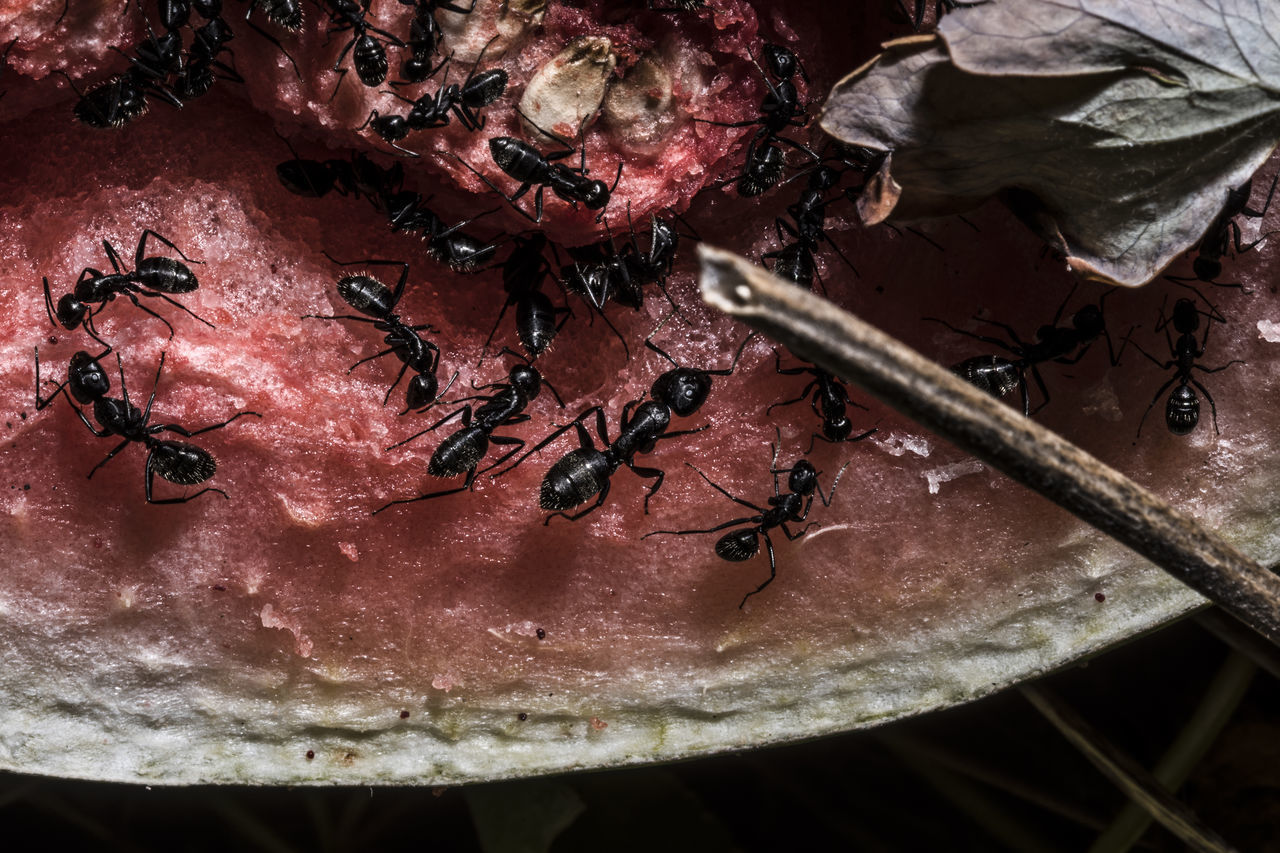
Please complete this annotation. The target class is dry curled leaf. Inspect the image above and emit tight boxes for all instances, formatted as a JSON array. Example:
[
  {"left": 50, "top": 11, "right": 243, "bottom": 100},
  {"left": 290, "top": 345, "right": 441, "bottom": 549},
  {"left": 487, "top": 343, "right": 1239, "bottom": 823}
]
[{"left": 821, "top": 0, "right": 1280, "bottom": 286}]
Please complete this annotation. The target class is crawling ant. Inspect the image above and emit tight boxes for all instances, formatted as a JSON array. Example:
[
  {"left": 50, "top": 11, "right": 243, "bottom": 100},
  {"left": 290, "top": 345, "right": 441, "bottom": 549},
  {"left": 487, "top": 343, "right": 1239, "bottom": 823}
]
[
  {"left": 457, "top": 113, "right": 623, "bottom": 223},
  {"left": 643, "top": 434, "right": 849, "bottom": 607},
  {"left": 895, "top": 0, "right": 989, "bottom": 30},
  {"left": 274, "top": 132, "right": 403, "bottom": 207},
  {"left": 763, "top": 163, "right": 859, "bottom": 291},
  {"left": 926, "top": 285, "right": 1119, "bottom": 416},
  {"left": 395, "top": 0, "right": 476, "bottom": 82},
  {"left": 768, "top": 353, "right": 876, "bottom": 452},
  {"left": 381, "top": 191, "right": 500, "bottom": 273},
  {"left": 362, "top": 42, "right": 508, "bottom": 153},
  {"left": 375, "top": 351, "right": 564, "bottom": 512},
  {"left": 644, "top": 0, "right": 707, "bottom": 11},
  {"left": 561, "top": 211, "right": 687, "bottom": 319},
  {"left": 43, "top": 229, "right": 213, "bottom": 345},
  {"left": 321, "top": 0, "right": 404, "bottom": 94},
  {"left": 303, "top": 257, "right": 456, "bottom": 412},
  {"left": 479, "top": 233, "right": 571, "bottom": 363},
  {"left": 698, "top": 44, "right": 816, "bottom": 197},
  {"left": 35, "top": 349, "right": 260, "bottom": 504},
  {"left": 1167, "top": 174, "right": 1280, "bottom": 290},
  {"left": 57, "top": 64, "right": 179, "bottom": 128},
  {"left": 1127, "top": 295, "right": 1242, "bottom": 437},
  {"left": 174, "top": 1, "right": 243, "bottom": 99}
]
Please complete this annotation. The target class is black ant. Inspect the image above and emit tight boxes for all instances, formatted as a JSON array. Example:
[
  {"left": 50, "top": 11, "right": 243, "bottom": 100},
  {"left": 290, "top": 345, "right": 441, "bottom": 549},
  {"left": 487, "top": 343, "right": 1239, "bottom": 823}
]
[
  {"left": 43, "top": 230, "right": 213, "bottom": 345},
  {"left": 35, "top": 349, "right": 260, "bottom": 504},
  {"left": 479, "top": 233, "right": 571, "bottom": 363},
  {"left": 895, "top": 0, "right": 989, "bottom": 30},
  {"left": 375, "top": 351, "right": 564, "bottom": 512},
  {"left": 1167, "top": 174, "right": 1279, "bottom": 290},
  {"left": 698, "top": 43, "right": 817, "bottom": 197},
  {"left": 643, "top": 434, "right": 849, "bottom": 607},
  {"left": 763, "top": 163, "right": 859, "bottom": 292},
  {"left": 302, "top": 257, "right": 457, "bottom": 413},
  {"left": 174, "top": 1, "right": 243, "bottom": 99},
  {"left": 768, "top": 353, "right": 876, "bottom": 452},
  {"left": 381, "top": 191, "right": 501, "bottom": 273},
  {"left": 321, "top": 0, "right": 404, "bottom": 95},
  {"left": 362, "top": 42, "right": 508, "bottom": 153},
  {"left": 643, "top": 0, "right": 707, "bottom": 11},
  {"left": 274, "top": 132, "right": 404, "bottom": 207},
  {"left": 926, "top": 286, "right": 1118, "bottom": 416},
  {"left": 395, "top": 0, "right": 476, "bottom": 83},
  {"left": 1126, "top": 295, "right": 1242, "bottom": 437},
  {"left": 560, "top": 211, "right": 688, "bottom": 324},
  {"left": 456, "top": 113, "right": 623, "bottom": 223}
]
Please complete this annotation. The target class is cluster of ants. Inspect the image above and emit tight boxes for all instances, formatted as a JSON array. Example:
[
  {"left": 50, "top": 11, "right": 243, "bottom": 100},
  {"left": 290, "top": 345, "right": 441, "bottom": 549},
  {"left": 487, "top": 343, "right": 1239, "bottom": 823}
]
[
  {"left": 34, "top": 230, "right": 261, "bottom": 504},
  {"left": 35, "top": 1, "right": 1274, "bottom": 604}
]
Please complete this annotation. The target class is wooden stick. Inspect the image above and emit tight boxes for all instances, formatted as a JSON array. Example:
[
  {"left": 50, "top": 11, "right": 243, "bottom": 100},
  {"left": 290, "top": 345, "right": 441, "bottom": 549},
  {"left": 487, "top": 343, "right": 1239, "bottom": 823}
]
[{"left": 697, "top": 245, "right": 1280, "bottom": 647}]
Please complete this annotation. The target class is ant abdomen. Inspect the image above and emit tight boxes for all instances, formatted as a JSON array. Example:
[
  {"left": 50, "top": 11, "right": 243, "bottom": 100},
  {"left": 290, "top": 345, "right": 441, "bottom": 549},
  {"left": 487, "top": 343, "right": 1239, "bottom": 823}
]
[
  {"left": 150, "top": 441, "right": 218, "bottom": 486},
  {"left": 715, "top": 529, "right": 760, "bottom": 562}
]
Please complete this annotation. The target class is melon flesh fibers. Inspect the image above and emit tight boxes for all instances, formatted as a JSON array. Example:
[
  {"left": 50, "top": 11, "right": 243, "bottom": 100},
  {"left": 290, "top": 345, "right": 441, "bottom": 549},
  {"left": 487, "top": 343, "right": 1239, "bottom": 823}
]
[{"left": 0, "top": 1, "right": 1278, "bottom": 785}]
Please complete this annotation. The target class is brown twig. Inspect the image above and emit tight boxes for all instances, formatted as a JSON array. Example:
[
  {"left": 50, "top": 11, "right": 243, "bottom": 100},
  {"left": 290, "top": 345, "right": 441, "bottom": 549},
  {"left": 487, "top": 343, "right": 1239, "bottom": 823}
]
[{"left": 697, "top": 245, "right": 1280, "bottom": 647}]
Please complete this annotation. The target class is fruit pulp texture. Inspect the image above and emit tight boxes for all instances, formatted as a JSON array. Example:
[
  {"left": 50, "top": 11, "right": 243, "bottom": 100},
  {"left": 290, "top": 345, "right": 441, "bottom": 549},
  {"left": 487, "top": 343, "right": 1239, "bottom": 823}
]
[{"left": 0, "top": 0, "right": 1278, "bottom": 772}]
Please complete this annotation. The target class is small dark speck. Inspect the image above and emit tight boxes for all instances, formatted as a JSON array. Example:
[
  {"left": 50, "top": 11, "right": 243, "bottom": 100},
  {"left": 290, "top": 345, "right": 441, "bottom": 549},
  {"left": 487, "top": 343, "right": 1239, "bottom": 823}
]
[
  {"left": 22, "top": 484, "right": 29, "bottom": 491},
  {"left": 518, "top": 713, "right": 528, "bottom": 721},
  {"left": 536, "top": 628, "right": 546, "bottom": 640},
  {"left": 48, "top": 336, "right": 57, "bottom": 345},
  {"left": 5, "top": 422, "right": 11, "bottom": 429},
  {"left": 19, "top": 412, "right": 26, "bottom": 420},
  {"left": 1095, "top": 592, "right": 1106, "bottom": 603},
  {"left": 399, "top": 710, "right": 410, "bottom": 719},
  {"left": 306, "top": 750, "right": 315, "bottom": 760},
  {"left": 212, "top": 584, "right": 227, "bottom": 592}
]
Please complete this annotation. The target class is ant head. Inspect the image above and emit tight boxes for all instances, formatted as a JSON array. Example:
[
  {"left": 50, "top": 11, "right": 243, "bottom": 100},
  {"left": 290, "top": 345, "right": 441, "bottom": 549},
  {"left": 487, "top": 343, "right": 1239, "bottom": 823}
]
[
  {"left": 787, "top": 461, "right": 819, "bottom": 495},
  {"left": 55, "top": 294, "right": 89, "bottom": 331},
  {"left": 509, "top": 363, "right": 542, "bottom": 398},
  {"left": 1192, "top": 255, "right": 1222, "bottom": 282},
  {"left": 822, "top": 417, "right": 854, "bottom": 443},
  {"left": 1072, "top": 304, "right": 1105, "bottom": 337},
  {"left": 404, "top": 373, "right": 440, "bottom": 411},
  {"left": 1166, "top": 384, "right": 1200, "bottom": 435},
  {"left": 651, "top": 368, "right": 712, "bottom": 418},
  {"left": 762, "top": 43, "right": 804, "bottom": 82},
  {"left": 581, "top": 179, "right": 611, "bottom": 211},
  {"left": 715, "top": 528, "right": 761, "bottom": 562},
  {"left": 1170, "top": 298, "right": 1201, "bottom": 334},
  {"left": 809, "top": 165, "right": 840, "bottom": 192},
  {"left": 68, "top": 351, "right": 110, "bottom": 404},
  {"left": 337, "top": 274, "right": 395, "bottom": 319}
]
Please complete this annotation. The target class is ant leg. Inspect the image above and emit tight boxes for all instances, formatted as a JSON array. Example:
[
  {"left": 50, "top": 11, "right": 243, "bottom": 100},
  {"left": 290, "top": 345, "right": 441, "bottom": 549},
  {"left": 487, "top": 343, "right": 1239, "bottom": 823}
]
[
  {"left": 143, "top": 290, "right": 216, "bottom": 330},
  {"left": 766, "top": 378, "right": 819, "bottom": 416},
  {"left": 477, "top": 297, "right": 515, "bottom": 367},
  {"left": 1136, "top": 375, "right": 1178, "bottom": 439},
  {"left": 476, "top": 434, "right": 527, "bottom": 476},
  {"left": 373, "top": 469, "right": 479, "bottom": 514},
  {"left": 815, "top": 459, "right": 855, "bottom": 507},
  {"left": 627, "top": 463, "right": 667, "bottom": 513},
  {"left": 242, "top": 11, "right": 300, "bottom": 79},
  {"left": 382, "top": 363, "right": 412, "bottom": 406},
  {"left": 642, "top": 517, "right": 756, "bottom": 540},
  {"left": 544, "top": 479, "right": 611, "bottom": 525},
  {"left": 136, "top": 229, "right": 200, "bottom": 266},
  {"left": 87, "top": 438, "right": 133, "bottom": 479},
  {"left": 155, "top": 410, "right": 262, "bottom": 438},
  {"left": 491, "top": 407, "right": 603, "bottom": 479},
  {"left": 684, "top": 462, "right": 766, "bottom": 513},
  {"left": 739, "top": 530, "right": 778, "bottom": 608},
  {"left": 101, "top": 239, "right": 126, "bottom": 274},
  {"left": 452, "top": 153, "right": 540, "bottom": 223},
  {"left": 1027, "top": 365, "right": 1051, "bottom": 416},
  {"left": 923, "top": 317, "right": 1021, "bottom": 356},
  {"left": 385, "top": 405, "right": 470, "bottom": 451},
  {"left": 302, "top": 313, "right": 379, "bottom": 325}
]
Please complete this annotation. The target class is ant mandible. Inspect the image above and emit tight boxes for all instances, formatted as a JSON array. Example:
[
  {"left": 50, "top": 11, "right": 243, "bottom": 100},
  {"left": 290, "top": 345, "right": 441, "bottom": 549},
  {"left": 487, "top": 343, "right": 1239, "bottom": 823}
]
[{"left": 643, "top": 433, "right": 850, "bottom": 608}]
